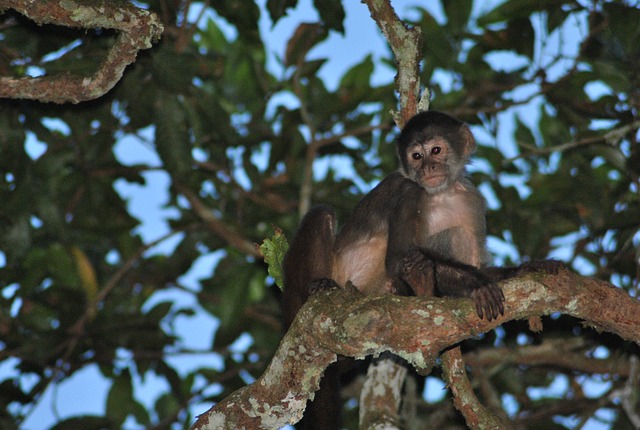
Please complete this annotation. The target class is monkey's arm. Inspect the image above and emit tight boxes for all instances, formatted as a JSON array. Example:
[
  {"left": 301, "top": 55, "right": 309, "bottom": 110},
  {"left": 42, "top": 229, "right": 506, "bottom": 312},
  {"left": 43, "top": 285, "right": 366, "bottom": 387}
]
[
  {"left": 386, "top": 197, "right": 505, "bottom": 320},
  {"left": 398, "top": 248, "right": 505, "bottom": 320}
]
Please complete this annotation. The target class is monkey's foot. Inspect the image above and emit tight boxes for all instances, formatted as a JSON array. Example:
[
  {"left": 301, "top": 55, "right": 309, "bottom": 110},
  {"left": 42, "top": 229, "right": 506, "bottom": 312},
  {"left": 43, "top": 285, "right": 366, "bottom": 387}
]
[
  {"left": 309, "top": 278, "right": 340, "bottom": 295},
  {"left": 400, "top": 252, "right": 436, "bottom": 297},
  {"left": 471, "top": 282, "right": 505, "bottom": 321},
  {"left": 520, "top": 259, "right": 565, "bottom": 275}
]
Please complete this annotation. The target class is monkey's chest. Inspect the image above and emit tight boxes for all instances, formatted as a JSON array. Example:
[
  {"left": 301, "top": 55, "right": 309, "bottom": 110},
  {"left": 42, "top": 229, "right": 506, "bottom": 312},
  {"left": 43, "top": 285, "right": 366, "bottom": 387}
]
[
  {"left": 420, "top": 200, "right": 480, "bottom": 265},
  {"left": 424, "top": 205, "right": 473, "bottom": 235}
]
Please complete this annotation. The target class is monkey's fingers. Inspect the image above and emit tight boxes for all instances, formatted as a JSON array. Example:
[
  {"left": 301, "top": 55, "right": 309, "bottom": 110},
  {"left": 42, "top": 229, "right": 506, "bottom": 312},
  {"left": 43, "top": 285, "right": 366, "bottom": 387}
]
[
  {"left": 473, "top": 284, "right": 504, "bottom": 321},
  {"left": 472, "top": 288, "right": 491, "bottom": 320},
  {"left": 309, "top": 278, "right": 340, "bottom": 295},
  {"left": 490, "top": 284, "right": 505, "bottom": 318},
  {"left": 474, "top": 294, "right": 487, "bottom": 320}
]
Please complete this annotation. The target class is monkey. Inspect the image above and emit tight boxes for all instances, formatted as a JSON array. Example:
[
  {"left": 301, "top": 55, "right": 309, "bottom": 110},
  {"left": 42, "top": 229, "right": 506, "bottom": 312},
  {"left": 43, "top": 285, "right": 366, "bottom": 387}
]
[{"left": 282, "top": 110, "right": 562, "bottom": 429}]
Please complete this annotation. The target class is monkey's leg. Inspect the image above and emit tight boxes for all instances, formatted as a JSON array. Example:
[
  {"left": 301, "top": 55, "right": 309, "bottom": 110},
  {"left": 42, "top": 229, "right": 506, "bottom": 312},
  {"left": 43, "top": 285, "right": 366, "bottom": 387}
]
[
  {"left": 399, "top": 251, "right": 436, "bottom": 297},
  {"left": 434, "top": 259, "right": 505, "bottom": 321},
  {"left": 282, "top": 205, "right": 337, "bottom": 328},
  {"left": 401, "top": 250, "right": 504, "bottom": 321},
  {"left": 282, "top": 206, "right": 343, "bottom": 430}
]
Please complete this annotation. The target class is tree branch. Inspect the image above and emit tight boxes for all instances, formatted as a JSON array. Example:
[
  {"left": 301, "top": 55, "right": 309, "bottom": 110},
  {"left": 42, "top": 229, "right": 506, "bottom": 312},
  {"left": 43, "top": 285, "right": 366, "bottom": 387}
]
[
  {"left": 190, "top": 270, "right": 640, "bottom": 429},
  {"left": 465, "top": 337, "right": 632, "bottom": 376},
  {"left": 442, "top": 346, "right": 511, "bottom": 430},
  {"left": 0, "top": 0, "right": 163, "bottom": 103},
  {"left": 176, "top": 184, "right": 260, "bottom": 257},
  {"left": 358, "top": 359, "right": 407, "bottom": 429},
  {"left": 359, "top": 1, "right": 423, "bottom": 423},
  {"left": 363, "top": 0, "right": 422, "bottom": 126}
]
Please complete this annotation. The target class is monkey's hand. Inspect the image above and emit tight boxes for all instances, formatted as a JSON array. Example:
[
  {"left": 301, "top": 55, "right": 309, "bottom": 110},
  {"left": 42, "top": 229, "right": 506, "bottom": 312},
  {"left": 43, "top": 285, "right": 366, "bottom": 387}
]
[
  {"left": 431, "top": 262, "right": 505, "bottom": 321},
  {"left": 400, "top": 252, "right": 436, "bottom": 297},
  {"left": 309, "top": 278, "right": 341, "bottom": 295},
  {"left": 519, "top": 259, "right": 566, "bottom": 275},
  {"left": 471, "top": 281, "right": 505, "bottom": 321}
]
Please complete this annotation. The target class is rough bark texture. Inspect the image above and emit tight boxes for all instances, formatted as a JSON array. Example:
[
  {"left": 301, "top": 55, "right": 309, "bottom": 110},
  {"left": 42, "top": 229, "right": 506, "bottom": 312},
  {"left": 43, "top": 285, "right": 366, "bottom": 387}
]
[
  {"left": 191, "top": 270, "right": 640, "bottom": 429},
  {"left": 0, "top": 0, "right": 163, "bottom": 103},
  {"left": 442, "top": 346, "right": 511, "bottom": 430},
  {"left": 358, "top": 359, "right": 407, "bottom": 430},
  {"left": 363, "top": 0, "right": 422, "bottom": 127}
]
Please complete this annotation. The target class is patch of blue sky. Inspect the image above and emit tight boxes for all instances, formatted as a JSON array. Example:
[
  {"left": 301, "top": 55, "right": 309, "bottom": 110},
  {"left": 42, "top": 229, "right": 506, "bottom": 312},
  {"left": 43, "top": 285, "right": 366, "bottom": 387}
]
[{"left": 21, "top": 364, "right": 111, "bottom": 430}]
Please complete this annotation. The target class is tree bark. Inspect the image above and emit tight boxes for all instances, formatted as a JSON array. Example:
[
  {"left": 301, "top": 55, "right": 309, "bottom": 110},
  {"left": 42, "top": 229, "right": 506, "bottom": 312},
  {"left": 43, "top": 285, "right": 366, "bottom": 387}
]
[
  {"left": 0, "top": 0, "right": 163, "bottom": 103},
  {"left": 191, "top": 270, "right": 640, "bottom": 429}
]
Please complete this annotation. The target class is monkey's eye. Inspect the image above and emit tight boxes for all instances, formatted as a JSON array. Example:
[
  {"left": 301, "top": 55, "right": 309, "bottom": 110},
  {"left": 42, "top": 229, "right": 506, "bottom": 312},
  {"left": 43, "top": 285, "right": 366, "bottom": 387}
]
[
  {"left": 431, "top": 146, "right": 442, "bottom": 155},
  {"left": 411, "top": 152, "right": 423, "bottom": 160}
]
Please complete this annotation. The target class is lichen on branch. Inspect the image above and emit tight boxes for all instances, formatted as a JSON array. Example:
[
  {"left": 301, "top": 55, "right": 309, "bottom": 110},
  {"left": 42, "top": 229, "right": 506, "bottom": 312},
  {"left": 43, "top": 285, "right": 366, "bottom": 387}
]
[
  {"left": 191, "top": 270, "right": 640, "bottom": 429},
  {"left": 0, "top": 0, "right": 163, "bottom": 103}
]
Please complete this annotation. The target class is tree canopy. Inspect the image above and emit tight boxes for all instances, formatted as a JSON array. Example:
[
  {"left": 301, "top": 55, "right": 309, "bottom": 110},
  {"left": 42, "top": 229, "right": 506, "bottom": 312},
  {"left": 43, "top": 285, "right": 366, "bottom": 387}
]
[{"left": 0, "top": 0, "right": 639, "bottom": 429}]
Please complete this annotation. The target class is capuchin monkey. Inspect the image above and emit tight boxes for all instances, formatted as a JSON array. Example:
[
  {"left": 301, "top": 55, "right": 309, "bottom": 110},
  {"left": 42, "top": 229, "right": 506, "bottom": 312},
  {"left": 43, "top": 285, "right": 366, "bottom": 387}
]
[{"left": 282, "top": 110, "right": 562, "bottom": 429}]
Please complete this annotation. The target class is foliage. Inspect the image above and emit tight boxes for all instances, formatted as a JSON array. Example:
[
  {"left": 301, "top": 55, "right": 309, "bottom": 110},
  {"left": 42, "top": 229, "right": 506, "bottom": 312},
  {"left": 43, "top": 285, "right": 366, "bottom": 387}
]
[
  {"left": 258, "top": 227, "right": 289, "bottom": 291},
  {"left": 0, "top": 0, "right": 638, "bottom": 429}
]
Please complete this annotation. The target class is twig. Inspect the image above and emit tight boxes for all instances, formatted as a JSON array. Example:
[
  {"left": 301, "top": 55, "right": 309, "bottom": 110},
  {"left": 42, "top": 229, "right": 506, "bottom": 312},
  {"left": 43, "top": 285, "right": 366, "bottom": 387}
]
[
  {"left": 61, "top": 228, "right": 189, "bottom": 362},
  {"left": 505, "top": 117, "right": 640, "bottom": 163},
  {"left": 612, "top": 355, "right": 640, "bottom": 428},
  {"left": 177, "top": 184, "right": 259, "bottom": 257}
]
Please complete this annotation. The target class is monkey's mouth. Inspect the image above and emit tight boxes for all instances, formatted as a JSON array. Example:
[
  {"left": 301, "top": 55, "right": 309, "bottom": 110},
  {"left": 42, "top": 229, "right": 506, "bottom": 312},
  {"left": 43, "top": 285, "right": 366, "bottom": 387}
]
[{"left": 424, "top": 174, "right": 447, "bottom": 187}]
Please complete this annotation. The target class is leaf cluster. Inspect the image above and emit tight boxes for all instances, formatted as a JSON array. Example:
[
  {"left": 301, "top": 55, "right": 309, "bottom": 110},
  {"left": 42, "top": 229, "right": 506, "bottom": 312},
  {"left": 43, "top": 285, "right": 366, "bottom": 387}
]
[{"left": 0, "top": 1, "right": 638, "bottom": 429}]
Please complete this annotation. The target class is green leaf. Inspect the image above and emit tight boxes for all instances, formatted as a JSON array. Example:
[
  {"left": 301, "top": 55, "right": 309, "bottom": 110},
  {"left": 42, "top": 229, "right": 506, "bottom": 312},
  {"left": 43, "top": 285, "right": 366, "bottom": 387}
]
[
  {"left": 514, "top": 116, "right": 536, "bottom": 149},
  {"left": 478, "top": 0, "right": 563, "bottom": 25},
  {"left": 106, "top": 370, "right": 149, "bottom": 426},
  {"left": 202, "top": 17, "right": 229, "bottom": 51},
  {"left": 284, "top": 23, "right": 328, "bottom": 67},
  {"left": 266, "top": 0, "right": 298, "bottom": 25},
  {"left": 106, "top": 371, "right": 133, "bottom": 425},
  {"left": 539, "top": 107, "right": 572, "bottom": 147},
  {"left": 443, "top": 0, "right": 472, "bottom": 34},
  {"left": 312, "top": 0, "right": 346, "bottom": 33},
  {"left": 258, "top": 227, "right": 289, "bottom": 290},
  {"left": 338, "top": 55, "right": 374, "bottom": 105},
  {"left": 145, "top": 301, "right": 173, "bottom": 322},
  {"left": 155, "top": 392, "right": 181, "bottom": 422},
  {"left": 201, "top": 254, "right": 257, "bottom": 347},
  {"left": 414, "top": 7, "right": 457, "bottom": 76},
  {"left": 213, "top": 1, "right": 261, "bottom": 45},
  {"left": 154, "top": 93, "right": 192, "bottom": 177},
  {"left": 507, "top": 17, "right": 534, "bottom": 59},
  {"left": 50, "top": 416, "right": 113, "bottom": 430}
]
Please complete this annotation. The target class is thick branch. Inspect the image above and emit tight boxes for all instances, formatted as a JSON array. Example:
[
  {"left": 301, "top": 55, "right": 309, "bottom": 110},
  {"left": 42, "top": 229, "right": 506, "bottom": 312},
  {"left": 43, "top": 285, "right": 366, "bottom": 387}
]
[
  {"left": 0, "top": 0, "right": 163, "bottom": 103},
  {"left": 191, "top": 270, "right": 640, "bottom": 429}
]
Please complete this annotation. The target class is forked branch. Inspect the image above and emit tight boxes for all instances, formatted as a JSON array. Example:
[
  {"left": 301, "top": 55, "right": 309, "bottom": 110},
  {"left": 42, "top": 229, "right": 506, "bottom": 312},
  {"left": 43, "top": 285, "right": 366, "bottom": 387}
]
[{"left": 191, "top": 270, "right": 640, "bottom": 429}]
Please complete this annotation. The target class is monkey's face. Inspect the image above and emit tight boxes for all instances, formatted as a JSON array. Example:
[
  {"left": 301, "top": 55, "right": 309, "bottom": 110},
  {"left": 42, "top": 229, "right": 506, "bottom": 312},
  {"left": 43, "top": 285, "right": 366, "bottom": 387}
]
[{"left": 402, "top": 137, "right": 459, "bottom": 194}]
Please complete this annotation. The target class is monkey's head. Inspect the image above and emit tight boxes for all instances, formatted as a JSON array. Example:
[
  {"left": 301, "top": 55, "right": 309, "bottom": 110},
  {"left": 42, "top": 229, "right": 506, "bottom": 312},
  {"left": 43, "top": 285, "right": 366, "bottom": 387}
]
[{"left": 397, "top": 111, "right": 476, "bottom": 194}]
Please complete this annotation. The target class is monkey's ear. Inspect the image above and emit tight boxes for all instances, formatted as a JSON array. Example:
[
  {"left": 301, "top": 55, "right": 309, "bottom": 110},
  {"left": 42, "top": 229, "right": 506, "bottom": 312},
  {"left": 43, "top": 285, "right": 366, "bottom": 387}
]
[{"left": 461, "top": 125, "right": 476, "bottom": 157}]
